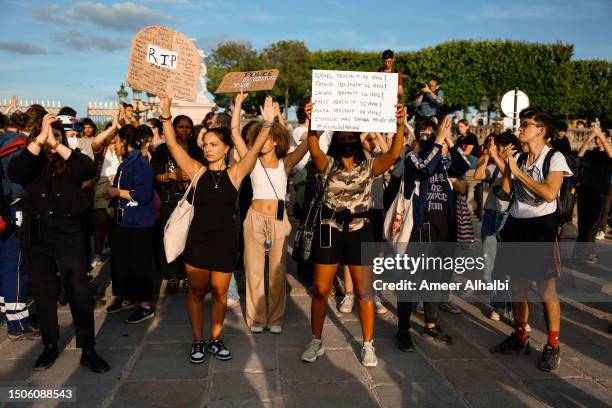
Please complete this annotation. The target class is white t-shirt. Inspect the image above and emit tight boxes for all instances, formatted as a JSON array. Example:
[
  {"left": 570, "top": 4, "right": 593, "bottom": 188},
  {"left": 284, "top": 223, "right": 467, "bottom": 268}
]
[
  {"left": 100, "top": 148, "right": 121, "bottom": 178},
  {"left": 484, "top": 164, "right": 509, "bottom": 212},
  {"left": 509, "top": 146, "right": 572, "bottom": 219}
]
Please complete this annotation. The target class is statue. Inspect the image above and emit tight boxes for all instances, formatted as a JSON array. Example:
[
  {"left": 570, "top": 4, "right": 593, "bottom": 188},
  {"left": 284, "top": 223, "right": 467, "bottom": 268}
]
[{"left": 197, "top": 48, "right": 211, "bottom": 102}]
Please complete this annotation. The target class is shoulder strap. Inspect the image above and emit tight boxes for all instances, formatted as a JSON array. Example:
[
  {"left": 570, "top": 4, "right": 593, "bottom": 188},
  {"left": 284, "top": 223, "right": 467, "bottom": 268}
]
[
  {"left": 542, "top": 148, "right": 556, "bottom": 178},
  {"left": 259, "top": 158, "right": 280, "bottom": 200},
  {"left": 181, "top": 166, "right": 206, "bottom": 204}
]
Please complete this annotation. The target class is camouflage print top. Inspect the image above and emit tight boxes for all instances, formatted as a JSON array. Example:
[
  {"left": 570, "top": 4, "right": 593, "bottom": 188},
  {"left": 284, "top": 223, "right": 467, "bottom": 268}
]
[{"left": 322, "top": 155, "right": 375, "bottom": 232}]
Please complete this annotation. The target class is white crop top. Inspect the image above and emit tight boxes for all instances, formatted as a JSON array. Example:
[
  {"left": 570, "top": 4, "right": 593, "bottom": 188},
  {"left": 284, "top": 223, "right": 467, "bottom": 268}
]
[{"left": 251, "top": 159, "right": 287, "bottom": 200}]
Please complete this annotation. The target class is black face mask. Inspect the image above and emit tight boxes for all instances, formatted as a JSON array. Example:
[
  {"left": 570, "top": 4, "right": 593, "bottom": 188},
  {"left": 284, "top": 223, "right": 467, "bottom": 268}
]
[{"left": 337, "top": 143, "right": 356, "bottom": 158}]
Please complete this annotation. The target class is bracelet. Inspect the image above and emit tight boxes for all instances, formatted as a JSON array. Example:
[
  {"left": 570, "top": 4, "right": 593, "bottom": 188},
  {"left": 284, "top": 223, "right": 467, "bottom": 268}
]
[
  {"left": 32, "top": 137, "right": 44, "bottom": 147},
  {"left": 159, "top": 115, "right": 172, "bottom": 121},
  {"left": 262, "top": 122, "right": 274, "bottom": 129}
]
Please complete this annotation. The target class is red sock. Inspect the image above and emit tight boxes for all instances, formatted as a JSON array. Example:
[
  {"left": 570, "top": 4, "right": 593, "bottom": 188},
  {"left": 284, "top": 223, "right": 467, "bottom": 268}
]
[
  {"left": 515, "top": 321, "right": 528, "bottom": 343},
  {"left": 548, "top": 331, "right": 560, "bottom": 348}
]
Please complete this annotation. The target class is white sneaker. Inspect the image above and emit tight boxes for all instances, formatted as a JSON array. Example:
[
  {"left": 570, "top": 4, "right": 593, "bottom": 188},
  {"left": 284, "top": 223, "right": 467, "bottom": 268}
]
[
  {"left": 415, "top": 301, "right": 424, "bottom": 314},
  {"left": 596, "top": 231, "right": 606, "bottom": 240},
  {"left": 90, "top": 255, "right": 103, "bottom": 269},
  {"left": 374, "top": 295, "right": 388, "bottom": 315},
  {"left": 361, "top": 341, "right": 378, "bottom": 367},
  {"left": 226, "top": 298, "right": 240, "bottom": 311},
  {"left": 490, "top": 310, "right": 501, "bottom": 321},
  {"left": 339, "top": 293, "right": 355, "bottom": 313},
  {"left": 250, "top": 326, "right": 264, "bottom": 333},
  {"left": 269, "top": 325, "right": 282, "bottom": 334}
]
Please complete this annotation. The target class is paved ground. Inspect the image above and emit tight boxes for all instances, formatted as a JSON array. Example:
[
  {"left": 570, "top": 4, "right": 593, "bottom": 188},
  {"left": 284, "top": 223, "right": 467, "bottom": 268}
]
[{"left": 1, "top": 233, "right": 611, "bottom": 407}]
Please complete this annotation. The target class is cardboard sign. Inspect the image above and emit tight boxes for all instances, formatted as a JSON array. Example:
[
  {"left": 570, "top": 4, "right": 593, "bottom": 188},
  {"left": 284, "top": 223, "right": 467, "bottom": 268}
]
[
  {"left": 215, "top": 69, "right": 279, "bottom": 94},
  {"left": 126, "top": 26, "right": 200, "bottom": 102},
  {"left": 310, "top": 70, "right": 398, "bottom": 133}
]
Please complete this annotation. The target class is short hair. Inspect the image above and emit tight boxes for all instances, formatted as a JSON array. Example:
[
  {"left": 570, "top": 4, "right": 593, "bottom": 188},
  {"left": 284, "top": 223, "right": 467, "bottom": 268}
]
[
  {"left": 8, "top": 111, "right": 27, "bottom": 130},
  {"left": 416, "top": 118, "right": 438, "bottom": 134},
  {"left": 297, "top": 96, "right": 311, "bottom": 124},
  {"left": 382, "top": 49, "right": 394, "bottom": 60},
  {"left": 520, "top": 108, "right": 557, "bottom": 140},
  {"left": 146, "top": 118, "right": 162, "bottom": 135},
  {"left": 24, "top": 105, "right": 47, "bottom": 131},
  {"left": 429, "top": 75, "right": 441, "bottom": 85},
  {"left": 122, "top": 103, "right": 134, "bottom": 110},
  {"left": 247, "top": 122, "right": 290, "bottom": 158},
  {"left": 556, "top": 120, "right": 568, "bottom": 133},
  {"left": 211, "top": 113, "right": 231, "bottom": 129},
  {"left": 58, "top": 106, "right": 77, "bottom": 117},
  {"left": 457, "top": 119, "right": 469, "bottom": 127}
]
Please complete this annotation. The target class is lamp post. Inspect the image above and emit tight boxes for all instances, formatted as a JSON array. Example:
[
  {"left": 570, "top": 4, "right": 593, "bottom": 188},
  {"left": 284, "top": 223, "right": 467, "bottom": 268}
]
[
  {"left": 117, "top": 83, "right": 128, "bottom": 104},
  {"left": 479, "top": 94, "right": 490, "bottom": 126}
]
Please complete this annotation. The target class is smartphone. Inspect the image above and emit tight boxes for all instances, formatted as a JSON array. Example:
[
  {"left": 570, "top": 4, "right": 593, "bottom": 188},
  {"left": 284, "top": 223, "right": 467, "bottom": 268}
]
[
  {"left": 320, "top": 220, "right": 332, "bottom": 249},
  {"left": 276, "top": 200, "right": 285, "bottom": 221}
]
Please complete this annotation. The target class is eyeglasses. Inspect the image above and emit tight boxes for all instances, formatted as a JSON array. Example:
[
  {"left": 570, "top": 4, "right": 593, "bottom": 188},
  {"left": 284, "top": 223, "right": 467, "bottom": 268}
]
[{"left": 519, "top": 120, "right": 544, "bottom": 129}]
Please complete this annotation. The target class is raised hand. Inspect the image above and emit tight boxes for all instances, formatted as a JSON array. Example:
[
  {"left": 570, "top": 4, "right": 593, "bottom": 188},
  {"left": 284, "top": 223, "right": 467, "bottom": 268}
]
[
  {"left": 304, "top": 101, "right": 314, "bottom": 122},
  {"left": 396, "top": 104, "right": 407, "bottom": 125},
  {"left": 260, "top": 96, "right": 274, "bottom": 124},
  {"left": 273, "top": 101, "right": 282, "bottom": 118},
  {"left": 234, "top": 91, "right": 249, "bottom": 108},
  {"left": 487, "top": 136, "right": 498, "bottom": 157},
  {"left": 435, "top": 115, "right": 452, "bottom": 144},
  {"left": 159, "top": 95, "right": 172, "bottom": 117},
  {"left": 9, "top": 96, "right": 17, "bottom": 108}
]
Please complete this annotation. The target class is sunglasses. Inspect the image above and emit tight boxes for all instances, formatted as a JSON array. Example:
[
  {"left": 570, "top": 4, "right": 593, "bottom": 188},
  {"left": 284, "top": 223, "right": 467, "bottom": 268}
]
[{"left": 519, "top": 120, "right": 544, "bottom": 129}]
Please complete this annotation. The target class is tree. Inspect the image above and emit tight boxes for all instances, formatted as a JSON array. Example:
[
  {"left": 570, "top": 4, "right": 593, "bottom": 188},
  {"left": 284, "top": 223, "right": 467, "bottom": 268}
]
[{"left": 261, "top": 41, "right": 312, "bottom": 114}]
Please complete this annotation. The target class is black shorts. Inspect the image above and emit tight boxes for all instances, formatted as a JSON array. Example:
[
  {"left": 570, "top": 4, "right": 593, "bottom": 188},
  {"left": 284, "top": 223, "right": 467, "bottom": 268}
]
[
  {"left": 498, "top": 213, "right": 560, "bottom": 281},
  {"left": 312, "top": 222, "right": 374, "bottom": 266}
]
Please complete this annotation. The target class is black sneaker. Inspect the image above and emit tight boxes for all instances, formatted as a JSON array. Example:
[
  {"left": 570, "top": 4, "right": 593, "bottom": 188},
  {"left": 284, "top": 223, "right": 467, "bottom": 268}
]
[
  {"left": 8, "top": 326, "right": 40, "bottom": 341},
  {"left": 106, "top": 298, "right": 134, "bottom": 314},
  {"left": 538, "top": 343, "right": 560, "bottom": 372},
  {"left": 190, "top": 340, "right": 207, "bottom": 364},
  {"left": 125, "top": 307, "right": 154, "bottom": 324},
  {"left": 34, "top": 344, "right": 59, "bottom": 371},
  {"left": 491, "top": 333, "right": 531, "bottom": 355},
  {"left": 396, "top": 329, "right": 415, "bottom": 352},
  {"left": 207, "top": 339, "right": 232, "bottom": 361},
  {"left": 166, "top": 279, "right": 179, "bottom": 294},
  {"left": 423, "top": 325, "right": 453, "bottom": 344}
]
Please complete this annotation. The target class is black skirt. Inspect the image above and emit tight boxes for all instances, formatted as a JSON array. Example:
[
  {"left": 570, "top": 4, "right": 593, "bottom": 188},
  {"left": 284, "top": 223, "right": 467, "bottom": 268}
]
[{"left": 111, "top": 225, "right": 155, "bottom": 301}]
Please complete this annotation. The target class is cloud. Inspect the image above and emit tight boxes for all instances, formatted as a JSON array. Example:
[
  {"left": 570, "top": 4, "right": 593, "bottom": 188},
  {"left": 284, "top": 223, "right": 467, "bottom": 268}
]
[
  {"left": 51, "top": 32, "right": 129, "bottom": 51},
  {"left": 196, "top": 34, "right": 250, "bottom": 51},
  {"left": 0, "top": 41, "right": 47, "bottom": 55},
  {"left": 29, "top": 4, "right": 67, "bottom": 24},
  {"left": 66, "top": 2, "right": 171, "bottom": 32}
]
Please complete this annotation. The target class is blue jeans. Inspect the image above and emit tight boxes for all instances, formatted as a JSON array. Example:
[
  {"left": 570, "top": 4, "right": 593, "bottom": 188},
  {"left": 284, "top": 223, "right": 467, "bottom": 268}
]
[
  {"left": 482, "top": 210, "right": 512, "bottom": 315},
  {"left": 227, "top": 273, "right": 240, "bottom": 301}
]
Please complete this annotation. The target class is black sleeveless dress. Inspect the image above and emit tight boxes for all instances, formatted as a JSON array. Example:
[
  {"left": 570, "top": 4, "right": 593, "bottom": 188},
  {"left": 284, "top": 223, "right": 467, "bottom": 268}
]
[{"left": 183, "top": 169, "right": 238, "bottom": 272}]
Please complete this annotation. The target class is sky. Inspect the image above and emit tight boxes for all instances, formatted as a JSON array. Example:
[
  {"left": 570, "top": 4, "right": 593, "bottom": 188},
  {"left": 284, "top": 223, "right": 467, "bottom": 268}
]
[{"left": 0, "top": 0, "right": 610, "bottom": 116}]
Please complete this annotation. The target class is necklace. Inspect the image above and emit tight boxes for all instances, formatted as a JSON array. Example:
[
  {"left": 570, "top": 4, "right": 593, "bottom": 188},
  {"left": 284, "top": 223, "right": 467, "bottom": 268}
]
[{"left": 210, "top": 169, "right": 223, "bottom": 189}]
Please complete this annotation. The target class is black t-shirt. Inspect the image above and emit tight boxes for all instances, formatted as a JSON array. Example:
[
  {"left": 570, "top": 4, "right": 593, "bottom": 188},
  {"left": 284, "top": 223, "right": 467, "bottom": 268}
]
[
  {"left": 551, "top": 136, "right": 572, "bottom": 156},
  {"left": 456, "top": 133, "right": 479, "bottom": 156},
  {"left": 152, "top": 143, "right": 202, "bottom": 203},
  {"left": 581, "top": 149, "right": 612, "bottom": 194},
  {"left": 425, "top": 171, "right": 452, "bottom": 242}
]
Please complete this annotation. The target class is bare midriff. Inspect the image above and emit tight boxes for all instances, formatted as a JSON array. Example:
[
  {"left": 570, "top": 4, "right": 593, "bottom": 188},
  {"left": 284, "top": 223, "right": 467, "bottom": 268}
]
[{"left": 251, "top": 199, "right": 278, "bottom": 216}]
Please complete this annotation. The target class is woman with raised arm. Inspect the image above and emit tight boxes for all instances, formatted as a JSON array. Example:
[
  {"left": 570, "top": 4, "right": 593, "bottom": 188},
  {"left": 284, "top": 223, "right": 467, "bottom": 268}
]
[
  {"left": 230, "top": 91, "right": 309, "bottom": 334},
  {"left": 301, "top": 102, "right": 406, "bottom": 367},
  {"left": 159, "top": 94, "right": 275, "bottom": 364}
]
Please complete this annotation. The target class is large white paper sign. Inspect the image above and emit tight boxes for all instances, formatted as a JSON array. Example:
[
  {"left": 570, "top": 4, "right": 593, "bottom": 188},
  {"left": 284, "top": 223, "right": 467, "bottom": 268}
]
[{"left": 311, "top": 70, "right": 398, "bottom": 133}]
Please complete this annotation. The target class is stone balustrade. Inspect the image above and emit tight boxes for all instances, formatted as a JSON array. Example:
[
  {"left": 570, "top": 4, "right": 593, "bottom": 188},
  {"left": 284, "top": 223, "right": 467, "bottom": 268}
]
[{"left": 0, "top": 98, "right": 62, "bottom": 114}]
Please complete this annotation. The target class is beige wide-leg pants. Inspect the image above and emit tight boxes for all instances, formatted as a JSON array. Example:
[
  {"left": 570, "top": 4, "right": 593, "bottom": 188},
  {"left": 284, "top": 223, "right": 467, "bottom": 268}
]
[{"left": 243, "top": 208, "right": 291, "bottom": 328}]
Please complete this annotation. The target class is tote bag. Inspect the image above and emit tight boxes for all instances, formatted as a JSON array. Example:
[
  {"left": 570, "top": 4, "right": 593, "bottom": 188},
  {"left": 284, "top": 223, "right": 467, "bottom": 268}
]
[
  {"left": 383, "top": 179, "right": 416, "bottom": 254},
  {"left": 163, "top": 166, "right": 205, "bottom": 262}
]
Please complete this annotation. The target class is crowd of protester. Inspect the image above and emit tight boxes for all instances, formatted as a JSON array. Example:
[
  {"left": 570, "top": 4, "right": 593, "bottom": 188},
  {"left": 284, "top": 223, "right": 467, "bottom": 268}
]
[{"left": 0, "top": 49, "right": 610, "bottom": 375}]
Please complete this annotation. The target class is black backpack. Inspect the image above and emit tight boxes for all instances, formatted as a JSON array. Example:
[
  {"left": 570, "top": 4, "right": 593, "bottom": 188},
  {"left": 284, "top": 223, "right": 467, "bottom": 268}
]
[{"left": 516, "top": 149, "right": 578, "bottom": 226}]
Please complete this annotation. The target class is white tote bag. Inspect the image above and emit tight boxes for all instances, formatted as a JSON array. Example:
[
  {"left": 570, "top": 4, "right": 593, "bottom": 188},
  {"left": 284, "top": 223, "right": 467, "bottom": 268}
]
[
  {"left": 383, "top": 179, "right": 417, "bottom": 254},
  {"left": 163, "top": 167, "right": 205, "bottom": 262}
]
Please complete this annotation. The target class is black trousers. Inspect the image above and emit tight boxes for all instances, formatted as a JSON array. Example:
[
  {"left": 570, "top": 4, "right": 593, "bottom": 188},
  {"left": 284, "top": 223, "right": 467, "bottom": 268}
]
[
  {"left": 111, "top": 225, "right": 154, "bottom": 302},
  {"left": 577, "top": 188, "right": 605, "bottom": 243},
  {"left": 22, "top": 215, "right": 95, "bottom": 348}
]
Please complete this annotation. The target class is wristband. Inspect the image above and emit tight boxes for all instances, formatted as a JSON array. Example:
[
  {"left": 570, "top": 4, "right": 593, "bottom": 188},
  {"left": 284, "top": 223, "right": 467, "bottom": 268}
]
[
  {"left": 33, "top": 137, "right": 44, "bottom": 147},
  {"left": 160, "top": 115, "right": 172, "bottom": 121},
  {"left": 262, "top": 123, "right": 274, "bottom": 129}
]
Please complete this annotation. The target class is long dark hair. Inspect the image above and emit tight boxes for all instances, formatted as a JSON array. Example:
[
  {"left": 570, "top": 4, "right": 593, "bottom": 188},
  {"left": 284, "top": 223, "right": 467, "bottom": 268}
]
[
  {"left": 201, "top": 127, "right": 233, "bottom": 166},
  {"left": 28, "top": 125, "right": 70, "bottom": 177},
  {"left": 326, "top": 131, "right": 366, "bottom": 169}
]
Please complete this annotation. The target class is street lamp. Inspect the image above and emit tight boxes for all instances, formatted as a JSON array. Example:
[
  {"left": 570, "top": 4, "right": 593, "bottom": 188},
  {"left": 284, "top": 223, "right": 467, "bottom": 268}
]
[
  {"left": 117, "top": 83, "right": 128, "bottom": 103},
  {"left": 479, "top": 94, "right": 490, "bottom": 125}
]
